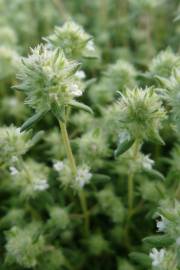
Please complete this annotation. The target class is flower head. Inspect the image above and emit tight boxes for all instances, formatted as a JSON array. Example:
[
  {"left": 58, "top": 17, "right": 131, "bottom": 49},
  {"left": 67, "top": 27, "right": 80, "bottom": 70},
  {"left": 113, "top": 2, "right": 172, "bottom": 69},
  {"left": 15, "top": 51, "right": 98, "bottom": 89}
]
[
  {"left": 5, "top": 223, "right": 44, "bottom": 268},
  {"left": 10, "top": 159, "right": 49, "bottom": 199},
  {"left": 149, "top": 49, "right": 180, "bottom": 78},
  {"left": 15, "top": 45, "right": 83, "bottom": 114},
  {"left": 57, "top": 162, "right": 92, "bottom": 190},
  {"left": 0, "top": 126, "right": 32, "bottom": 167},
  {"left": 45, "top": 21, "right": 95, "bottom": 59},
  {"left": 158, "top": 69, "right": 180, "bottom": 133},
  {"left": 117, "top": 87, "right": 166, "bottom": 142}
]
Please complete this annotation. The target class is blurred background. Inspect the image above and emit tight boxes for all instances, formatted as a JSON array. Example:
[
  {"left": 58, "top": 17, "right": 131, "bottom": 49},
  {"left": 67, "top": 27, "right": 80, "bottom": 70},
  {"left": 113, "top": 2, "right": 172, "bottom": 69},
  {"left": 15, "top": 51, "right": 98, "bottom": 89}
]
[{"left": 0, "top": 0, "right": 179, "bottom": 126}]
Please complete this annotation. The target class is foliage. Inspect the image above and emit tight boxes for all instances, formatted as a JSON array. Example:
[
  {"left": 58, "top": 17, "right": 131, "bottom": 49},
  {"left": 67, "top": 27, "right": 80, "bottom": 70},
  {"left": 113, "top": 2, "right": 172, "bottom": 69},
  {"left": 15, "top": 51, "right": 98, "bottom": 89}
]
[{"left": 0, "top": 1, "right": 180, "bottom": 270}]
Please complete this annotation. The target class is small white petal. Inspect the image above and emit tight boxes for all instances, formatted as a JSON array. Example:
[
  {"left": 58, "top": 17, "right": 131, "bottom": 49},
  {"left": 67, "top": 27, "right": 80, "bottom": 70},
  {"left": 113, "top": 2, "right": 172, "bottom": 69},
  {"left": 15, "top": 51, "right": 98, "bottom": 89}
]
[
  {"left": 34, "top": 179, "right": 49, "bottom": 191},
  {"left": 53, "top": 161, "right": 64, "bottom": 172},
  {"left": 11, "top": 156, "right": 18, "bottom": 163},
  {"left": 149, "top": 248, "right": 165, "bottom": 266},
  {"left": 69, "top": 84, "right": 82, "bottom": 97},
  {"left": 75, "top": 166, "right": 92, "bottom": 188},
  {"left": 9, "top": 166, "right": 19, "bottom": 176},
  {"left": 156, "top": 215, "right": 167, "bottom": 232},
  {"left": 86, "top": 40, "right": 95, "bottom": 51},
  {"left": 75, "top": 70, "right": 86, "bottom": 80}
]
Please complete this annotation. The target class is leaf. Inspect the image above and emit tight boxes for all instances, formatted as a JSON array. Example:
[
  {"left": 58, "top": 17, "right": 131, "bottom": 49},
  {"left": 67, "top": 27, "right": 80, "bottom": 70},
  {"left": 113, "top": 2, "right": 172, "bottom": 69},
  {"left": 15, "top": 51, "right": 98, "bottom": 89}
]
[
  {"left": 143, "top": 235, "right": 174, "bottom": 247},
  {"left": 155, "top": 75, "right": 170, "bottom": 87},
  {"left": 69, "top": 100, "right": 93, "bottom": 114},
  {"left": 11, "top": 84, "right": 28, "bottom": 91},
  {"left": 129, "top": 252, "right": 151, "bottom": 267},
  {"left": 85, "top": 78, "right": 96, "bottom": 89},
  {"left": 20, "top": 110, "right": 48, "bottom": 132},
  {"left": 174, "top": 14, "right": 180, "bottom": 22},
  {"left": 31, "top": 131, "right": 45, "bottom": 146},
  {"left": 143, "top": 168, "right": 165, "bottom": 181},
  {"left": 92, "top": 173, "right": 111, "bottom": 183},
  {"left": 114, "top": 131, "right": 134, "bottom": 157}
]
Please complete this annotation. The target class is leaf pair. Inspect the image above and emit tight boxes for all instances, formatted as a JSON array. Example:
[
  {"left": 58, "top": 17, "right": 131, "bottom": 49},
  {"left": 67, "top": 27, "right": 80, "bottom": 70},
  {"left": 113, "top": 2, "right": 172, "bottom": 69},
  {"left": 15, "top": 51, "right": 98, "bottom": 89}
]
[{"left": 20, "top": 101, "right": 93, "bottom": 132}]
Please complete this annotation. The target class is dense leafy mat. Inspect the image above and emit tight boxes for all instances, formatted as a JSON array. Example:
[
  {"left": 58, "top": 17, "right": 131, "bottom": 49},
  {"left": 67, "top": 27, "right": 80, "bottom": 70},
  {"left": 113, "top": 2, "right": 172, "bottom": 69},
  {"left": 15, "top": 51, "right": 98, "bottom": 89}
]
[{"left": 0, "top": 1, "right": 180, "bottom": 269}]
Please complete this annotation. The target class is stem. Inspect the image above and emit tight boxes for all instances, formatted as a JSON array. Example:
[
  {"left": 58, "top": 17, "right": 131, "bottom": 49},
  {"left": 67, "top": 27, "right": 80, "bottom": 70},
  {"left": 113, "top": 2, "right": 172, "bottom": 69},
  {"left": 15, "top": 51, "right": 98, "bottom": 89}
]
[
  {"left": 59, "top": 121, "right": 76, "bottom": 175},
  {"left": 127, "top": 140, "right": 140, "bottom": 217},
  {"left": 58, "top": 120, "right": 89, "bottom": 236},
  {"left": 125, "top": 140, "right": 140, "bottom": 247},
  {"left": 128, "top": 172, "right": 134, "bottom": 216}
]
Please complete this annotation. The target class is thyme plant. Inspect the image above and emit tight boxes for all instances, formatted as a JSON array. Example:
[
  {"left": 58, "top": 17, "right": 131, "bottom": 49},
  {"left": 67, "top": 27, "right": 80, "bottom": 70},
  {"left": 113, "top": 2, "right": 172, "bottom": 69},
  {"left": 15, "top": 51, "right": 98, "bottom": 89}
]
[{"left": 0, "top": 1, "right": 180, "bottom": 270}]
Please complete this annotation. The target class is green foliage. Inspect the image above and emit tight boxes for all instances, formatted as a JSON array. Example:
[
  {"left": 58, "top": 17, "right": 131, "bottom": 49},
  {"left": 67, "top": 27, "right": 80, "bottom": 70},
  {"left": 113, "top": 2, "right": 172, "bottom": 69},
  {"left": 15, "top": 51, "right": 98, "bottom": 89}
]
[
  {"left": 117, "top": 87, "right": 166, "bottom": 143},
  {"left": 0, "top": 1, "right": 180, "bottom": 270}
]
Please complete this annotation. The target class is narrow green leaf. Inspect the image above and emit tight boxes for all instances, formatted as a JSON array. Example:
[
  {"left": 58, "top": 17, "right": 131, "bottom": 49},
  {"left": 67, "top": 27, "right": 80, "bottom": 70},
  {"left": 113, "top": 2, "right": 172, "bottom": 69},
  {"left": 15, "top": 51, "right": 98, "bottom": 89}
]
[
  {"left": 69, "top": 100, "right": 93, "bottom": 114},
  {"left": 85, "top": 78, "right": 96, "bottom": 89},
  {"left": 20, "top": 110, "right": 48, "bottom": 132},
  {"left": 114, "top": 131, "right": 134, "bottom": 157},
  {"left": 92, "top": 174, "right": 111, "bottom": 182},
  {"left": 129, "top": 252, "right": 152, "bottom": 267},
  {"left": 31, "top": 131, "right": 45, "bottom": 146},
  {"left": 143, "top": 235, "right": 174, "bottom": 247},
  {"left": 143, "top": 168, "right": 165, "bottom": 181},
  {"left": 11, "top": 85, "right": 28, "bottom": 91}
]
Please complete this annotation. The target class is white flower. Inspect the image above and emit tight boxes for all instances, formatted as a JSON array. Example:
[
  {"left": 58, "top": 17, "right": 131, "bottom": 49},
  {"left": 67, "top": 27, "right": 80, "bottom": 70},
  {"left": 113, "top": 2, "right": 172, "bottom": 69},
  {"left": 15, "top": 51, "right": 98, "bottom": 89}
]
[
  {"left": 11, "top": 156, "right": 18, "bottom": 163},
  {"left": 149, "top": 248, "right": 165, "bottom": 266},
  {"left": 156, "top": 215, "right": 166, "bottom": 232},
  {"left": 75, "top": 70, "right": 86, "bottom": 80},
  {"left": 69, "top": 84, "right": 82, "bottom": 96},
  {"left": 86, "top": 40, "right": 95, "bottom": 51},
  {"left": 15, "top": 128, "right": 21, "bottom": 135},
  {"left": 53, "top": 161, "right": 64, "bottom": 172},
  {"left": 33, "top": 179, "right": 49, "bottom": 191},
  {"left": 9, "top": 166, "right": 19, "bottom": 176},
  {"left": 142, "top": 155, "right": 154, "bottom": 170},
  {"left": 75, "top": 166, "right": 92, "bottom": 188}
]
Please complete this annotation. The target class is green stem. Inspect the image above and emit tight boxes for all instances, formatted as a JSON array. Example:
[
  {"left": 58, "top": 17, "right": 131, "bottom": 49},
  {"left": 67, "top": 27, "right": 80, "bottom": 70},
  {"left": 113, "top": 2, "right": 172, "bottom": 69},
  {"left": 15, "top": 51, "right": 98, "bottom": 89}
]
[
  {"left": 59, "top": 121, "right": 76, "bottom": 175},
  {"left": 58, "top": 120, "right": 89, "bottom": 236},
  {"left": 125, "top": 140, "right": 141, "bottom": 247},
  {"left": 128, "top": 172, "right": 134, "bottom": 216},
  {"left": 127, "top": 140, "right": 140, "bottom": 217}
]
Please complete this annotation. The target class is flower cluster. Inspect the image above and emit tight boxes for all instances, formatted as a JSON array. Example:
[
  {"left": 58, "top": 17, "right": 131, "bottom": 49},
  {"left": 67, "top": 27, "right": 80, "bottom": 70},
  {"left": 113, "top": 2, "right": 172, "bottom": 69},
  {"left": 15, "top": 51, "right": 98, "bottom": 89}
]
[
  {"left": 149, "top": 49, "right": 180, "bottom": 78},
  {"left": 5, "top": 223, "right": 45, "bottom": 268},
  {"left": 15, "top": 45, "right": 83, "bottom": 115},
  {"left": 9, "top": 159, "right": 49, "bottom": 199},
  {"left": 158, "top": 69, "right": 180, "bottom": 133},
  {"left": 56, "top": 161, "right": 92, "bottom": 190},
  {"left": 89, "top": 59, "right": 137, "bottom": 106},
  {"left": 0, "top": 126, "right": 32, "bottom": 167},
  {"left": 45, "top": 21, "right": 95, "bottom": 59},
  {"left": 117, "top": 87, "right": 166, "bottom": 142}
]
